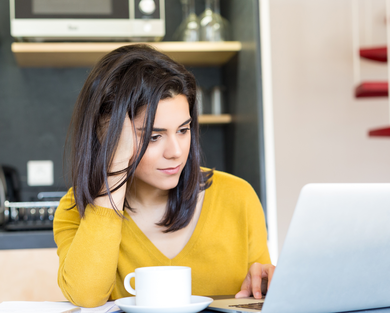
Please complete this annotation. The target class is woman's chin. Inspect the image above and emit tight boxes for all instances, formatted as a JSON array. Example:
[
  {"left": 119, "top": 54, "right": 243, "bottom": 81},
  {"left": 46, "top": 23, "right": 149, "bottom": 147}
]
[{"left": 156, "top": 176, "right": 181, "bottom": 191}]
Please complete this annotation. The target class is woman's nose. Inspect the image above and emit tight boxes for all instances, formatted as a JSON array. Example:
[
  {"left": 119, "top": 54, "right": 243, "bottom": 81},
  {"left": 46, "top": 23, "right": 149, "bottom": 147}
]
[{"left": 164, "top": 136, "right": 182, "bottom": 159}]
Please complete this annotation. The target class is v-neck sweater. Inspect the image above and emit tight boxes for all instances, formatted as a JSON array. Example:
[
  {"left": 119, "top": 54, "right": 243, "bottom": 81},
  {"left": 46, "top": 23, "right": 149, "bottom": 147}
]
[{"left": 53, "top": 170, "right": 271, "bottom": 308}]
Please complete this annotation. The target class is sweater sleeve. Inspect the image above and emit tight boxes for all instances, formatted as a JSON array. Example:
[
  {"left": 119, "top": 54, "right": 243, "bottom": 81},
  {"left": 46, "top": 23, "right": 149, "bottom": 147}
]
[
  {"left": 53, "top": 188, "right": 123, "bottom": 307},
  {"left": 244, "top": 182, "right": 272, "bottom": 267}
]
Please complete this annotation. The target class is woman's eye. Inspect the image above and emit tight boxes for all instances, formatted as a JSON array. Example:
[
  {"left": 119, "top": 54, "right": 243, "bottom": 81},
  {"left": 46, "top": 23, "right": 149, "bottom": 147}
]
[
  {"left": 179, "top": 128, "right": 190, "bottom": 134},
  {"left": 150, "top": 134, "right": 161, "bottom": 142}
]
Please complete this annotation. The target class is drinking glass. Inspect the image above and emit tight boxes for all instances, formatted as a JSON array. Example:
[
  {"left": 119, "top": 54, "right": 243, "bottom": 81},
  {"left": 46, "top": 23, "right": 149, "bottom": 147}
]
[
  {"left": 173, "top": 0, "right": 200, "bottom": 42},
  {"left": 213, "top": 0, "right": 230, "bottom": 40},
  {"left": 199, "top": 0, "right": 229, "bottom": 41}
]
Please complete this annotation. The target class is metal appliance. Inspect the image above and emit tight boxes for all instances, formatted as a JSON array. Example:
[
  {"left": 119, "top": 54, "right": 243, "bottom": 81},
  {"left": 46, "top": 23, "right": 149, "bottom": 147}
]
[
  {"left": 10, "top": 0, "right": 165, "bottom": 42},
  {"left": 3, "top": 200, "right": 59, "bottom": 230},
  {"left": 0, "top": 165, "right": 63, "bottom": 231}
]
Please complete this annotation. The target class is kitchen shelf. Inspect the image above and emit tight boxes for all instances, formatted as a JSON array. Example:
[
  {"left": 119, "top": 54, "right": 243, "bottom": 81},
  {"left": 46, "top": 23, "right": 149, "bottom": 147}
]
[
  {"left": 368, "top": 126, "right": 390, "bottom": 137},
  {"left": 199, "top": 114, "right": 232, "bottom": 124},
  {"left": 360, "top": 46, "right": 387, "bottom": 62},
  {"left": 355, "top": 81, "right": 388, "bottom": 98},
  {"left": 11, "top": 41, "right": 242, "bottom": 68}
]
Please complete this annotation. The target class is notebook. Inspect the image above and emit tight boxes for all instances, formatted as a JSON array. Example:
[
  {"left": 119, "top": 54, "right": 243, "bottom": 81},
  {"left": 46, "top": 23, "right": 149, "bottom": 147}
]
[{"left": 208, "top": 184, "right": 390, "bottom": 313}]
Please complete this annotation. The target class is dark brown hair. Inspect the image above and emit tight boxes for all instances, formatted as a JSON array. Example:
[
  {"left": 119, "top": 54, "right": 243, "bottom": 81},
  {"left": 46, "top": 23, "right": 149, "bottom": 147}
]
[{"left": 66, "top": 44, "right": 212, "bottom": 232}]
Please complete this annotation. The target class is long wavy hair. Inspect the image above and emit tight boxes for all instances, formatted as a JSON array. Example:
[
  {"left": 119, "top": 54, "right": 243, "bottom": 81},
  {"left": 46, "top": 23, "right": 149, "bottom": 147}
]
[{"left": 65, "top": 44, "right": 213, "bottom": 232}]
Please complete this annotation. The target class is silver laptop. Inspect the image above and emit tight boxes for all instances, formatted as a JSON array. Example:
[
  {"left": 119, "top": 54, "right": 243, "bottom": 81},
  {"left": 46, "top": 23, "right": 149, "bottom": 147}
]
[{"left": 209, "top": 184, "right": 390, "bottom": 313}]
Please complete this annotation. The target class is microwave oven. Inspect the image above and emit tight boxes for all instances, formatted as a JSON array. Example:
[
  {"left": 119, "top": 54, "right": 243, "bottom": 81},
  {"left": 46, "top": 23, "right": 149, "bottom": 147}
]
[{"left": 10, "top": 0, "right": 165, "bottom": 42}]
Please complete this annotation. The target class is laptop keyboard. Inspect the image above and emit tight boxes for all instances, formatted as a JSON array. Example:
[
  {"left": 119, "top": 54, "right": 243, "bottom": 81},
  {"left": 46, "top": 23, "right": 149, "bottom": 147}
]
[{"left": 228, "top": 302, "right": 264, "bottom": 310}]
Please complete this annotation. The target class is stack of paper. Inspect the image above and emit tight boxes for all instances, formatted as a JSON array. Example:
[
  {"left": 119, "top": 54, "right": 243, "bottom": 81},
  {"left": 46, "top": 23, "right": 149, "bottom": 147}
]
[{"left": 0, "top": 301, "right": 121, "bottom": 313}]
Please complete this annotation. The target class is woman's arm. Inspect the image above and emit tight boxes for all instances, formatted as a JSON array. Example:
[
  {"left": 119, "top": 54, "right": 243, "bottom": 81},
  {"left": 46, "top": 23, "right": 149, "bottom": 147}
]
[
  {"left": 54, "top": 190, "right": 123, "bottom": 307},
  {"left": 234, "top": 182, "right": 275, "bottom": 299},
  {"left": 54, "top": 117, "right": 134, "bottom": 307}
]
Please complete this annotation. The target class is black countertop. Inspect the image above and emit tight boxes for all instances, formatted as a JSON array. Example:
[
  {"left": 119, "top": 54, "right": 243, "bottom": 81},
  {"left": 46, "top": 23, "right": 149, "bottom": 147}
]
[{"left": 0, "top": 230, "right": 56, "bottom": 250}]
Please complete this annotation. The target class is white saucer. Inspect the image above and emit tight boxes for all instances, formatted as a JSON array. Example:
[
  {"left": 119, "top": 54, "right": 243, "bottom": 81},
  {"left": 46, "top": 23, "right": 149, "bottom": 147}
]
[{"left": 115, "top": 295, "right": 213, "bottom": 313}]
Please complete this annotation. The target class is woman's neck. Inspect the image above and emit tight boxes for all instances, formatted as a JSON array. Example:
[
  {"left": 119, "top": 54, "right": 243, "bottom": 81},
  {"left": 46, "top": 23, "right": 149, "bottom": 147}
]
[{"left": 128, "top": 178, "right": 169, "bottom": 211}]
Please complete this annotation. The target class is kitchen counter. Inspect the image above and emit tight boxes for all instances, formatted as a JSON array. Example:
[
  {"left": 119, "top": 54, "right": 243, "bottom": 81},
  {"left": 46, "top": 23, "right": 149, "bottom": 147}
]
[{"left": 0, "top": 230, "right": 56, "bottom": 250}]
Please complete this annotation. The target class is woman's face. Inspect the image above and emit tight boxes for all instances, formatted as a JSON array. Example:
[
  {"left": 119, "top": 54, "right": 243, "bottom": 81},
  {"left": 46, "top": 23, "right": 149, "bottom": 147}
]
[{"left": 133, "top": 94, "right": 192, "bottom": 192}]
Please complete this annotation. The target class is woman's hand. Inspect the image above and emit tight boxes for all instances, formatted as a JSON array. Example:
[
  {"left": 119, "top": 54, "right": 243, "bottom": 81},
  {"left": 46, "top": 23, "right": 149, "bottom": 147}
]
[
  {"left": 94, "top": 116, "right": 134, "bottom": 210},
  {"left": 235, "top": 262, "right": 276, "bottom": 299},
  {"left": 110, "top": 116, "right": 134, "bottom": 173}
]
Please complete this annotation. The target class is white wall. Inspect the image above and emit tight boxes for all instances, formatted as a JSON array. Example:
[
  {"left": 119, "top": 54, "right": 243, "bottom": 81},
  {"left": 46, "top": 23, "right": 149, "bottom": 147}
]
[{"left": 269, "top": 0, "right": 390, "bottom": 254}]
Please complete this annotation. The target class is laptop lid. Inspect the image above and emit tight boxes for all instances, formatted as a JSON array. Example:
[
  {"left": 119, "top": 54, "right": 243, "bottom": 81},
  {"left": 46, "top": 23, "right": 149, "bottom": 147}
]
[{"left": 261, "top": 183, "right": 390, "bottom": 313}]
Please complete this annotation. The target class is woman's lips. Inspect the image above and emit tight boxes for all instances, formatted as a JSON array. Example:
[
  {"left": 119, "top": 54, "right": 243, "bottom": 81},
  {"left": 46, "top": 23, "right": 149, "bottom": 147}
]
[{"left": 158, "top": 165, "right": 181, "bottom": 175}]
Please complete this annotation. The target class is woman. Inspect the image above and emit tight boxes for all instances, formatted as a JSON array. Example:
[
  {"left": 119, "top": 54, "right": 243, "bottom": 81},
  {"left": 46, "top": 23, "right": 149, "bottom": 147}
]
[{"left": 54, "top": 44, "right": 274, "bottom": 308}]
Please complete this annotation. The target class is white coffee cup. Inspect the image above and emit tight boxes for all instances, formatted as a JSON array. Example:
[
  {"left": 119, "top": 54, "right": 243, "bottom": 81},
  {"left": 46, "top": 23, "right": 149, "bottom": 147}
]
[{"left": 124, "top": 266, "right": 191, "bottom": 307}]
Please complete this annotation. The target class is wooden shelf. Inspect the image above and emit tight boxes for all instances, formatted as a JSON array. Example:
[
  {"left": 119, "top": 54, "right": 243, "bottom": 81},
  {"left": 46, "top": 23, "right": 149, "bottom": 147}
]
[
  {"left": 355, "top": 81, "right": 388, "bottom": 98},
  {"left": 11, "top": 41, "right": 242, "bottom": 68},
  {"left": 199, "top": 114, "right": 232, "bottom": 124},
  {"left": 360, "top": 46, "right": 387, "bottom": 62}
]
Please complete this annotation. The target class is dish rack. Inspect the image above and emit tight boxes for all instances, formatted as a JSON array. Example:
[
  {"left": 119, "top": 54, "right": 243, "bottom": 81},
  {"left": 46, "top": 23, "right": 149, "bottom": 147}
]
[{"left": 3, "top": 200, "right": 59, "bottom": 230}]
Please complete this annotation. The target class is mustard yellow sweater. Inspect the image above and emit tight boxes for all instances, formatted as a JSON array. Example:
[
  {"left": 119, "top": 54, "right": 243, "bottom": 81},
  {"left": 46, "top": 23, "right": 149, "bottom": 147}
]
[{"left": 53, "top": 170, "right": 271, "bottom": 307}]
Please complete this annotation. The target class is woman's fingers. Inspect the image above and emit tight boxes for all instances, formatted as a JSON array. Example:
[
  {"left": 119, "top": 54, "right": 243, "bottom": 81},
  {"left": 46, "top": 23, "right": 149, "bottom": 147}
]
[
  {"left": 235, "top": 272, "right": 252, "bottom": 298},
  {"left": 95, "top": 116, "right": 134, "bottom": 208},
  {"left": 112, "top": 116, "right": 134, "bottom": 171},
  {"left": 267, "top": 265, "right": 275, "bottom": 290},
  {"left": 249, "top": 263, "right": 263, "bottom": 299},
  {"left": 235, "top": 263, "right": 276, "bottom": 299},
  {"left": 235, "top": 289, "right": 251, "bottom": 298},
  {"left": 98, "top": 115, "right": 134, "bottom": 173}
]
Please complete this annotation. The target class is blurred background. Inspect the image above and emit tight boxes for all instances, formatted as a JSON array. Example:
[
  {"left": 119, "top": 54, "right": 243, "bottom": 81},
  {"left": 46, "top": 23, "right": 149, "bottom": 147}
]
[
  {"left": 270, "top": 0, "right": 390, "bottom": 257},
  {"left": 0, "top": 0, "right": 266, "bottom": 301},
  {"left": 1, "top": 0, "right": 390, "bottom": 302}
]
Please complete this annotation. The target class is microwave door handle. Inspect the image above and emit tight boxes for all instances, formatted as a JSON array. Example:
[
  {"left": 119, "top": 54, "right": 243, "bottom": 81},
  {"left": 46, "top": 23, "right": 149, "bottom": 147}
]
[
  {"left": 0, "top": 176, "right": 6, "bottom": 224},
  {"left": 0, "top": 166, "right": 7, "bottom": 197}
]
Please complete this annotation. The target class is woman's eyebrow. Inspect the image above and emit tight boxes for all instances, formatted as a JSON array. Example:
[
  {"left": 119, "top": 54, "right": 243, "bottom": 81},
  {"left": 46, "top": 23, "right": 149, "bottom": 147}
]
[
  {"left": 137, "top": 117, "right": 192, "bottom": 132},
  {"left": 178, "top": 117, "right": 192, "bottom": 128}
]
